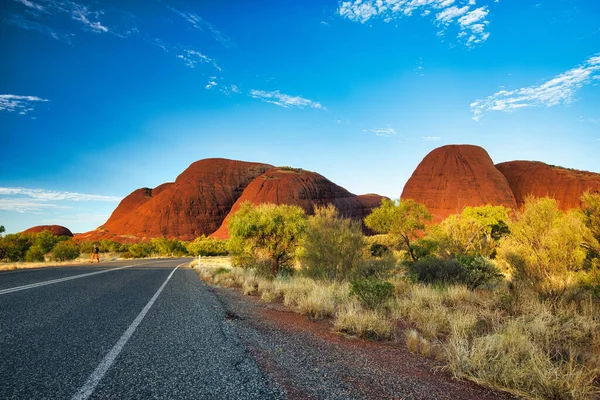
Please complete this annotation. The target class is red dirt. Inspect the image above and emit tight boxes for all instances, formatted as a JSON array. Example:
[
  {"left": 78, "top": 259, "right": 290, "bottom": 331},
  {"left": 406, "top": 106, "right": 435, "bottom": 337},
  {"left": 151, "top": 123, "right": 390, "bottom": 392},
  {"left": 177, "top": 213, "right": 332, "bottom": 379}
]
[
  {"left": 211, "top": 167, "right": 386, "bottom": 239},
  {"left": 22, "top": 225, "right": 73, "bottom": 237},
  {"left": 215, "top": 286, "right": 515, "bottom": 400},
  {"left": 496, "top": 160, "right": 600, "bottom": 210},
  {"left": 401, "top": 145, "right": 517, "bottom": 221}
]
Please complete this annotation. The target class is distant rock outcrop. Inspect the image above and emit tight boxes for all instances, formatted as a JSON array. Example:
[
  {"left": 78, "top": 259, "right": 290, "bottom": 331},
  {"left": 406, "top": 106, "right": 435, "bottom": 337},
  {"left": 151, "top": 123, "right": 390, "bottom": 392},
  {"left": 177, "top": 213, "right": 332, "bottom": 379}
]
[
  {"left": 23, "top": 225, "right": 73, "bottom": 237},
  {"left": 78, "top": 159, "right": 273, "bottom": 242},
  {"left": 401, "top": 145, "right": 517, "bottom": 220},
  {"left": 211, "top": 167, "right": 385, "bottom": 239},
  {"left": 495, "top": 161, "right": 600, "bottom": 210}
]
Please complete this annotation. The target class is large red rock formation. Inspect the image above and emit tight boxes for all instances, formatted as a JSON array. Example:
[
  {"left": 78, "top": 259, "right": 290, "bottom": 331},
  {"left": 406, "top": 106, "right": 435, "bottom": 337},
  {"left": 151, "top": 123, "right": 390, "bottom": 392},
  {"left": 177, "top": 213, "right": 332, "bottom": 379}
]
[
  {"left": 211, "top": 168, "right": 386, "bottom": 239},
  {"left": 495, "top": 161, "right": 600, "bottom": 210},
  {"left": 401, "top": 145, "right": 517, "bottom": 220},
  {"left": 77, "top": 159, "right": 273, "bottom": 242},
  {"left": 23, "top": 225, "right": 73, "bottom": 237}
]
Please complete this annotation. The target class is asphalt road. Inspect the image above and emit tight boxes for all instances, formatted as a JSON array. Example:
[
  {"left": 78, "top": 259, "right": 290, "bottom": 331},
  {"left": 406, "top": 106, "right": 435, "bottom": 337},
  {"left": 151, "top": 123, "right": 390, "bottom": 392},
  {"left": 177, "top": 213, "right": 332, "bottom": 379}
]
[{"left": 0, "top": 259, "right": 282, "bottom": 399}]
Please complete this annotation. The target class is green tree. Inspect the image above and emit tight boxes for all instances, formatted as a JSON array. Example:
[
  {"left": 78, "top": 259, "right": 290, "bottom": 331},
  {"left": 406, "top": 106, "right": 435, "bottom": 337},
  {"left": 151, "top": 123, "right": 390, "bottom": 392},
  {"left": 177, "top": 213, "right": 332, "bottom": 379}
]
[
  {"left": 1, "top": 233, "right": 32, "bottom": 261},
  {"left": 0, "top": 225, "right": 5, "bottom": 235},
  {"left": 431, "top": 205, "right": 510, "bottom": 258},
  {"left": 300, "top": 204, "right": 366, "bottom": 281},
  {"left": 32, "top": 230, "right": 60, "bottom": 254},
  {"left": 364, "top": 198, "right": 432, "bottom": 261},
  {"left": 50, "top": 240, "right": 80, "bottom": 261},
  {"left": 497, "top": 197, "right": 598, "bottom": 299},
  {"left": 228, "top": 202, "right": 307, "bottom": 276},
  {"left": 187, "top": 235, "right": 228, "bottom": 256},
  {"left": 151, "top": 237, "right": 188, "bottom": 257}
]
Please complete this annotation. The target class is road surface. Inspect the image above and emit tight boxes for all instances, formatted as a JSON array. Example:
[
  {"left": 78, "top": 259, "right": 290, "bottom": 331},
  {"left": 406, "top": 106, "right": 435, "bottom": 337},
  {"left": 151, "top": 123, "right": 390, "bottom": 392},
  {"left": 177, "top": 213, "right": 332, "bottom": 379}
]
[{"left": 0, "top": 259, "right": 282, "bottom": 399}]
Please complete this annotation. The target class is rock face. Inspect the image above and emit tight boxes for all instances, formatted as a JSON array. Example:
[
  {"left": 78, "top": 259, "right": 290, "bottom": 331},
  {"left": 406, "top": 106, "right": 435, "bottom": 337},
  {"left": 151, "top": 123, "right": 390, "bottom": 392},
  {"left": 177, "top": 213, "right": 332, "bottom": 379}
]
[
  {"left": 401, "top": 145, "right": 517, "bottom": 220},
  {"left": 23, "top": 225, "right": 73, "bottom": 237},
  {"left": 79, "top": 159, "right": 273, "bottom": 242},
  {"left": 496, "top": 161, "right": 600, "bottom": 210},
  {"left": 212, "top": 168, "right": 386, "bottom": 239}
]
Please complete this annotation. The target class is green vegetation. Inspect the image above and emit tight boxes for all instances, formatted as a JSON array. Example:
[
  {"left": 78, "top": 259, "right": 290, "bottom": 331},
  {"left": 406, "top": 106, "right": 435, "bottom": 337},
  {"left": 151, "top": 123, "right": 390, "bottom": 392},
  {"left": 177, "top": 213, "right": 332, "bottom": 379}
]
[
  {"left": 350, "top": 278, "right": 394, "bottom": 310},
  {"left": 200, "top": 194, "right": 600, "bottom": 399},
  {"left": 228, "top": 202, "right": 307, "bottom": 276},
  {"left": 365, "top": 198, "right": 432, "bottom": 261},
  {"left": 300, "top": 205, "right": 366, "bottom": 281},
  {"left": 187, "top": 235, "right": 228, "bottom": 256},
  {"left": 50, "top": 240, "right": 80, "bottom": 261}
]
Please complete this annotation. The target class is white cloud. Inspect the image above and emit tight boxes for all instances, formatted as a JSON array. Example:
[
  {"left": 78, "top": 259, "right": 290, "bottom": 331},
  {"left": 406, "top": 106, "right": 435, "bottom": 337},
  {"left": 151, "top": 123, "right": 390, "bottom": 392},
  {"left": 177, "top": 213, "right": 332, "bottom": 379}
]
[
  {"left": 14, "top": 0, "right": 45, "bottom": 12},
  {"left": 337, "top": 0, "right": 494, "bottom": 47},
  {"left": 0, "top": 188, "right": 122, "bottom": 202},
  {"left": 167, "top": 7, "right": 233, "bottom": 48},
  {"left": 365, "top": 128, "right": 397, "bottom": 137},
  {"left": 0, "top": 94, "right": 49, "bottom": 115},
  {"left": 471, "top": 53, "right": 600, "bottom": 121},
  {"left": 10, "top": 0, "right": 111, "bottom": 35},
  {"left": 205, "top": 79, "right": 218, "bottom": 90},
  {"left": 249, "top": 90, "right": 326, "bottom": 110},
  {"left": 176, "top": 49, "right": 221, "bottom": 71},
  {"left": 0, "top": 198, "right": 70, "bottom": 213},
  {"left": 6, "top": 15, "right": 73, "bottom": 44},
  {"left": 423, "top": 136, "right": 442, "bottom": 140},
  {"left": 69, "top": 3, "right": 109, "bottom": 33}
]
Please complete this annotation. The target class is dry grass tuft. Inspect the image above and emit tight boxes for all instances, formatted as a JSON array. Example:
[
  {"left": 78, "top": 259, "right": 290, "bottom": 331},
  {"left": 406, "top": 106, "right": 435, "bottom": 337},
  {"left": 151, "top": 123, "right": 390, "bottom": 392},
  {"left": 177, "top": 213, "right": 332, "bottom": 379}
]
[{"left": 334, "top": 302, "right": 395, "bottom": 340}]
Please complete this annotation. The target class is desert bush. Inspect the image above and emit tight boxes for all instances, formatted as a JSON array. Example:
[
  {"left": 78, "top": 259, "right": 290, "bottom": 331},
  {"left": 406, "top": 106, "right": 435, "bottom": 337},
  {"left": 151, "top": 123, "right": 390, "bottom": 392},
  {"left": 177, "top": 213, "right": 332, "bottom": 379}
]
[
  {"left": 350, "top": 278, "right": 395, "bottom": 310},
  {"left": 430, "top": 205, "right": 510, "bottom": 259},
  {"left": 300, "top": 204, "right": 366, "bottom": 281},
  {"left": 152, "top": 237, "right": 188, "bottom": 257},
  {"left": 365, "top": 198, "right": 432, "bottom": 261},
  {"left": 455, "top": 255, "right": 503, "bottom": 290},
  {"left": 98, "top": 239, "right": 128, "bottom": 253},
  {"left": 445, "top": 317, "right": 600, "bottom": 400},
  {"left": 127, "top": 242, "right": 155, "bottom": 258},
  {"left": 50, "top": 240, "right": 80, "bottom": 261},
  {"left": 228, "top": 202, "right": 307, "bottom": 276},
  {"left": 408, "top": 257, "right": 469, "bottom": 286},
  {"left": 497, "top": 197, "right": 598, "bottom": 300},
  {"left": 0, "top": 233, "right": 32, "bottom": 261},
  {"left": 334, "top": 302, "right": 394, "bottom": 340},
  {"left": 187, "top": 235, "right": 228, "bottom": 256},
  {"left": 25, "top": 244, "right": 46, "bottom": 262}
]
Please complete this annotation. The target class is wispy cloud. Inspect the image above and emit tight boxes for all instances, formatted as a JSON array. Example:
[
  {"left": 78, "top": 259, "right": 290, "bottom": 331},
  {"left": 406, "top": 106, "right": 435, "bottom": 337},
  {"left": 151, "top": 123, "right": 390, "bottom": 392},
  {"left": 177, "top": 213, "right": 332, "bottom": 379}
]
[
  {"left": 167, "top": 6, "right": 233, "bottom": 48},
  {"left": 68, "top": 2, "right": 109, "bottom": 33},
  {"left": 0, "top": 94, "right": 49, "bottom": 115},
  {"left": 422, "top": 136, "right": 442, "bottom": 140},
  {"left": 0, "top": 198, "right": 70, "bottom": 213},
  {"left": 10, "top": 0, "right": 111, "bottom": 38},
  {"left": 0, "top": 187, "right": 122, "bottom": 202},
  {"left": 249, "top": 90, "right": 326, "bottom": 110},
  {"left": 337, "top": 0, "right": 493, "bottom": 47},
  {"left": 364, "top": 127, "right": 397, "bottom": 137},
  {"left": 6, "top": 14, "right": 74, "bottom": 44},
  {"left": 471, "top": 53, "right": 600, "bottom": 121},
  {"left": 14, "top": 0, "right": 46, "bottom": 12},
  {"left": 176, "top": 49, "right": 221, "bottom": 71}
]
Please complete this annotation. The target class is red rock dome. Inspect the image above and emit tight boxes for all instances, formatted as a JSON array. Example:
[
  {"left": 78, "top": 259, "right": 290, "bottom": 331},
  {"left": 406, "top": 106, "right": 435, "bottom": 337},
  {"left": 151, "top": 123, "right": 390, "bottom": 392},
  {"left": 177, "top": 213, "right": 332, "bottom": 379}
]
[
  {"left": 401, "top": 145, "right": 517, "bottom": 220},
  {"left": 79, "top": 159, "right": 273, "bottom": 242},
  {"left": 211, "top": 167, "right": 385, "bottom": 239},
  {"left": 495, "top": 161, "right": 600, "bottom": 210},
  {"left": 23, "top": 225, "right": 73, "bottom": 237}
]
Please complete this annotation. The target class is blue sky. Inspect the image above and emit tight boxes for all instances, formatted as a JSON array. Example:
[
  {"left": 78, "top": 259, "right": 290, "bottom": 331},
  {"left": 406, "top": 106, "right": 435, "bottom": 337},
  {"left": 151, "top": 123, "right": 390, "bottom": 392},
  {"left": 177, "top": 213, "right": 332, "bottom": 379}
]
[{"left": 1, "top": 0, "right": 599, "bottom": 234}]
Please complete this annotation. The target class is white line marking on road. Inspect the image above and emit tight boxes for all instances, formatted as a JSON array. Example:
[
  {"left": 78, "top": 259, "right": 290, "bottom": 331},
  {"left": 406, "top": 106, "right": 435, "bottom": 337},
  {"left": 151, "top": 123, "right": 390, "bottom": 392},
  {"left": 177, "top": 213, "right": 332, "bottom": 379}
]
[
  {"left": 71, "top": 263, "right": 183, "bottom": 400},
  {"left": 0, "top": 264, "right": 145, "bottom": 296}
]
